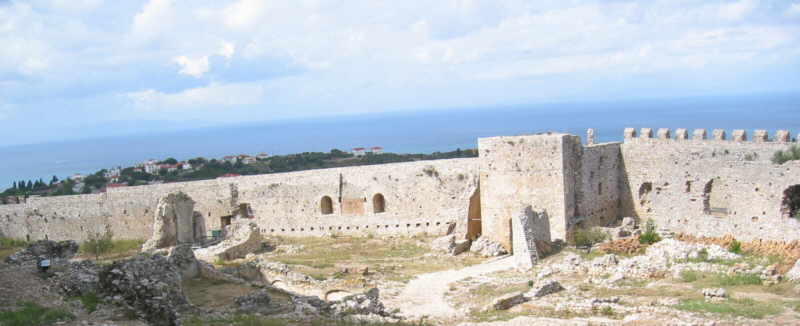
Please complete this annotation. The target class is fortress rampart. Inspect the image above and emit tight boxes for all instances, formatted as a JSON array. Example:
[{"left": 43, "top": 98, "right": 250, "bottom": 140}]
[{"left": 2, "top": 128, "right": 799, "bottom": 250}]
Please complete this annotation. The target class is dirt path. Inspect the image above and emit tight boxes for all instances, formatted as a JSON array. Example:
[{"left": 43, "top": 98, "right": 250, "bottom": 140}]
[{"left": 395, "top": 255, "right": 515, "bottom": 320}]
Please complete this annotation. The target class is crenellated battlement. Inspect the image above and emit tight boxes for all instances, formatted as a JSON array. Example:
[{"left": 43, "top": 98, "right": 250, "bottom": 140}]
[{"left": 622, "top": 128, "right": 794, "bottom": 144}]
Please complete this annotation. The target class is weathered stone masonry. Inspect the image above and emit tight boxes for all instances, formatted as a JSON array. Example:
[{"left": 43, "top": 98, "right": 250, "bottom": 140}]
[{"left": 1, "top": 129, "right": 799, "bottom": 251}]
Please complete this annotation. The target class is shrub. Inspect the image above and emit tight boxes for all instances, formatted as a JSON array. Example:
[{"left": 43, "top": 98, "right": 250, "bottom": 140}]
[
  {"left": 570, "top": 227, "right": 607, "bottom": 247},
  {"left": 728, "top": 239, "right": 743, "bottom": 254},
  {"left": 772, "top": 145, "right": 800, "bottom": 164},
  {"left": 638, "top": 220, "right": 662, "bottom": 245},
  {"left": 81, "top": 225, "right": 114, "bottom": 260}
]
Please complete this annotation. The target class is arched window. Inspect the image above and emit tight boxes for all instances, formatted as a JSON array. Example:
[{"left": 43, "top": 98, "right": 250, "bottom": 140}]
[
  {"left": 782, "top": 185, "right": 800, "bottom": 219},
  {"left": 320, "top": 196, "right": 333, "bottom": 215},
  {"left": 373, "top": 193, "right": 386, "bottom": 213}
]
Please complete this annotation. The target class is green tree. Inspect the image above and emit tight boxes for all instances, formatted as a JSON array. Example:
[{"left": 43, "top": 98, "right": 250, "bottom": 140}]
[{"left": 160, "top": 157, "right": 178, "bottom": 165}]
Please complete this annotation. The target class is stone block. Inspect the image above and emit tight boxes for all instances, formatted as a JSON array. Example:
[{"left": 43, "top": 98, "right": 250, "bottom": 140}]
[
  {"left": 753, "top": 130, "right": 768, "bottom": 142},
  {"left": 623, "top": 128, "right": 636, "bottom": 140},
  {"left": 640, "top": 128, "right": 653, "bottom": 139},
  {"left": 488, "top": 292, "right": 527, "bottom": 311},
  {"left": 776, "top": 130, "right": 791, "bottom": 142},
  {"left": 675, "top": 128, "right": 688, "bottom": 140},
  {"left": 712, "top": 129, "right": 726, "bottom": 141},
  {"left": 524, "top": 280, "right": 564, "bottom": 299},
  {"left": 657, "top": 128, "right": 670, "bottom": 140},
  {"left": 512, "top": 207, "right": 540, "bottom": 270},
  {"left": 692, "top": 129, "right": 706, "bottom": 141},
  {"left": 732, "top": 130, "right": 747, "bottom": 142}
]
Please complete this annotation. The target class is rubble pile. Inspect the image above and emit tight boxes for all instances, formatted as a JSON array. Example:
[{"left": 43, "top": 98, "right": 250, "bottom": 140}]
[
  {"left": 54, "top": 260, "right": 101, "bottom": 296},
  {"left": 5, "top": 240, "right": 79, "bottom": 265},
  {"left": 431, "top": 234, "right": 472, "bottom": 256},
  {"left": 99, "top": 254, "right": 189, "bottom": 326}
]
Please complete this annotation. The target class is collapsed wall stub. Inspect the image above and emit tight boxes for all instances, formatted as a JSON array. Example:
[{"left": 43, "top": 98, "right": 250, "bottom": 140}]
[
  {"left": 142, "top": 192, "right": 197, "bottom": 251},
  {"left": 511, "top": 207, "right": 541, "bottom": 270}
]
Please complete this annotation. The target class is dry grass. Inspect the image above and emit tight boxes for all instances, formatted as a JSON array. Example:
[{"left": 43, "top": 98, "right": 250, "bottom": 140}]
[
  {"left": 268, "top": 235, "right": 485, "bottom": 283},
  {"left": 183, "top": 277, "right": 294, "bottom": 313}
]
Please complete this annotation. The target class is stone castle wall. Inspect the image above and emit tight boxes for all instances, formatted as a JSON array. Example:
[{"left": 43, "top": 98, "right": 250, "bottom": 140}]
[
  {"left": 2, "top": 128, "right": 799, "bottom": 247},
  {"left": 619, "top": 128, "right": 800, "bottom": 241},
  {"left": 0, "top": 158, "right": 479, "bottom": 242}
]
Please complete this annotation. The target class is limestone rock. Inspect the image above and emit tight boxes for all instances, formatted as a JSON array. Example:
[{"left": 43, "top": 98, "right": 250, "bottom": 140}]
[
  {"left": 431, "top": 234, "right": 472, "bottom": 256},
  {"left": 330, "top": 288, "right": 390, "bottom": 317},
  {"left": 142, "top": 192, "right": 196, "bottom": 251},
  {"left": 195, "top": 221, "right": 262, "bottom": 262},
  {"left": 786, "top": 259, "right": 800, "bottom": 281},
  {"left": 5, "top": 240, "right": 79, "bottom": 265},
  {"left": 98, "top": 254, "right": 188, "bottom": 326},
  {"left": 54, "top": 260, "right": 100, "bottom": 297},
  {"left": 702, "top": 288, "right": 726, "bottom": 302},
  {"left": 525, "top": 280, "right": 563, "bottom": 299},
  {"left": 233, "top": 289, "right": 272, "bottom": 314},
  {"left": 512, "top": 207, "right": 540, "bottom": 270},
  {"left": 470, "top": 237, "right": 508, "bottom": 257},
  {"left": 488, "top": 292, "right": 526, "bottom": 311},
  {"left": 167, "top": 244, "right": 199, "bottom": 279}
]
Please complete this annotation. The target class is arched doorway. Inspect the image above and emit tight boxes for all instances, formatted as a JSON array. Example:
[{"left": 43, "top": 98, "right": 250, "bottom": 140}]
[
  {"left": 320, "top": 196, "right": 334, "bottom": 215},
  {"left": 467, "top": 187, "right": 481, "bottom": 240},
  {"left": 782, "top": 185, "right": 800, "bottom": 219},
  {"left": 704, "top": 178, "right": 729, "bottom": 217},
  {"left": 373, "top": 193, "right": 386, "bottom": 213}
]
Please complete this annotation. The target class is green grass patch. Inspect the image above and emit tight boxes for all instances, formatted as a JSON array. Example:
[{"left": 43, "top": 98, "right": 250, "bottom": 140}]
[
  {"left": 713, "top": 273, "right": 762, "bottom": 287},
  {"left": 184, "top": 314, "right": 432, "bottom": 326},
  {"left": 73, "top": 292, "right": 100, "bottom": 312},
  {"left": 0, "top": 302, "right": 74, "bottom": 326},
  {"left": 680, "top": 270, "right": 699, "bottom": 283},
  {"left": 677, "top": 270, "right": 761, "bottom": 287},
  {"left": 0, "top": 237, "right": 29, "bottom": 249},
  {"left": 676, "top": 298, "right": 781, "bottom": 319}
]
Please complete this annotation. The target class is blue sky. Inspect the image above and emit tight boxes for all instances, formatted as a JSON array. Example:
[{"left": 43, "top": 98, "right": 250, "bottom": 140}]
[{"left": 1, "top": 0, "right": 799, "bottom": 146}]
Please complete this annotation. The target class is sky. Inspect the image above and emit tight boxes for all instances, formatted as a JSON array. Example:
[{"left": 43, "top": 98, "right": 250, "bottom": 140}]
[{"left": 1, "top": 0, "right": 799, "bottom": 147}]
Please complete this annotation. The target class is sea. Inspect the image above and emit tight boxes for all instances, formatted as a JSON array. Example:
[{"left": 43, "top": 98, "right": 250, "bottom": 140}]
[{"left": 1, "top": 93, "right": 798, "bottom": 188}]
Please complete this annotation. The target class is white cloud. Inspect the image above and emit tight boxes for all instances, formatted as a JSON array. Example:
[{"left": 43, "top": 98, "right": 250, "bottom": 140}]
[
  {"left": 132, "top": 0, "right": 175, "bottom": 40},
  {"left": 719, "top": 0, "right": 756, "bottom": 21},
  {"left": 218, "top": 41, "right": 235, "bottom": 59},
  {"left": 787, "top": 3, "right": 800, "bottom": 17},
  {"left": 127, "top": 82, "right": 266, "bottom": 111},
  {"left": 173, "top": 55, "right": 210, "bottom": 78},
  {"left": 222, "top": 0, "right": 268, "bottom": 29},
  {"left": 1, "top": 0, "right": 799, "bottom": 136}
]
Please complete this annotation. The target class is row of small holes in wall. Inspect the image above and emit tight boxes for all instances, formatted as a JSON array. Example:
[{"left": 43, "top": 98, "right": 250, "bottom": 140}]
[{"left": 262, "top": 221, "right": 443, "bottom": 233}]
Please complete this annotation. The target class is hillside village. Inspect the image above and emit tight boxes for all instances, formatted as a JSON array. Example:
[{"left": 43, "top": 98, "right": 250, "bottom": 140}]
[{"left": 0, "top": 146, "right": 476, "bottom": 204}]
